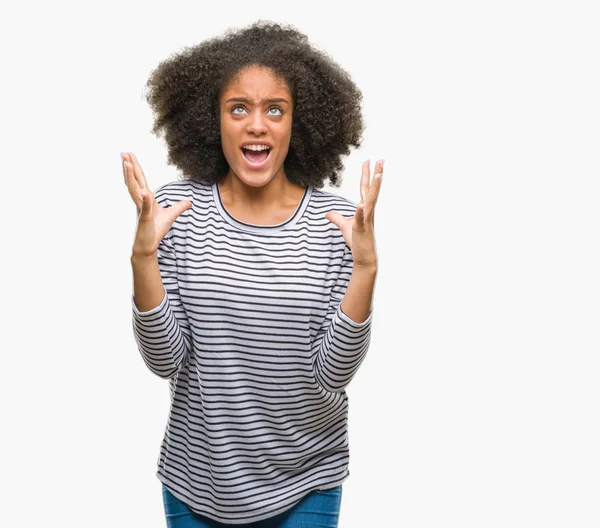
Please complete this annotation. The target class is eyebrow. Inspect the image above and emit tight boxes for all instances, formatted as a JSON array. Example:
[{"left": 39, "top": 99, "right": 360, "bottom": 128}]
[{"left": 225, "top": 97, "right": 290, "bottom": 105}]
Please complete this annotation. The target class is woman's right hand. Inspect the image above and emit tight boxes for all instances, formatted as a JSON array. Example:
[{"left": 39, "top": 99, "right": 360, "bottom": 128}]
[{"left": 122, "top": 151, "right": 193, "bottom": 258}]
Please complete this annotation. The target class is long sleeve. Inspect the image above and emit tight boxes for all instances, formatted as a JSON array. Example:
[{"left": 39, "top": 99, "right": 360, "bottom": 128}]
[
  {"left": 136, "top": 180, "right": 384, "bottom": 523},
  {"left": 312, "top": 242, "right": 373, "bottom": 393},
  {"left": 131, "top": 203, "right": 192, "bottom": 380}
]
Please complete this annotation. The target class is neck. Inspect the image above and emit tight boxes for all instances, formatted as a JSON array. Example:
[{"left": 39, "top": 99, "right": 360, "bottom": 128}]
[{"left": 219, "top": 171, "right": 304, "bottom": 211}]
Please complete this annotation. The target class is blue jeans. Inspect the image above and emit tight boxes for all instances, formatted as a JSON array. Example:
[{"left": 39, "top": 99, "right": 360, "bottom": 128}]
[{"left": 162, "top": 484, "right": 342, "bottom": 527}]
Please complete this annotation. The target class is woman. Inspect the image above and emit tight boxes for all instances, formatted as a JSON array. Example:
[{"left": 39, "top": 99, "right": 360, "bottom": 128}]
[{"left": 124, "top": 20, "right": 382, "bottom": 527}]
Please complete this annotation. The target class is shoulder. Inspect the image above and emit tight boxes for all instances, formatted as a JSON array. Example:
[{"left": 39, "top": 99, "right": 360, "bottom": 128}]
[
  {"left": 309, "top": 187, "right": 358, "bottom": 217},
  {"left": 152, "top": 179, "right": 212, "bottom": 207}
]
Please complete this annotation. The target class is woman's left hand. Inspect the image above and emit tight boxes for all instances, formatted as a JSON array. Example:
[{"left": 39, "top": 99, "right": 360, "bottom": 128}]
[{"left": 325, "top": 159, "right": 383, "bottom": 268}]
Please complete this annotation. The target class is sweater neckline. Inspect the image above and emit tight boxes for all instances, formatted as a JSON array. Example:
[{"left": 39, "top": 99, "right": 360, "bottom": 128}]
[{"left": 211, "top": 182, "right": 313, "bottom": 234}]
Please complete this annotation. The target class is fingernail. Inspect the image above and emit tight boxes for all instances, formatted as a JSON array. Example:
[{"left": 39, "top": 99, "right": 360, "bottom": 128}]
[{"left": 380, "top": 159, "right": 385, "bottom": 168}]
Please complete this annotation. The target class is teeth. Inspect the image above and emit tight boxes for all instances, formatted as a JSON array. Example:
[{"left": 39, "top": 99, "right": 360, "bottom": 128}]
[{"left": 242, "top": 144, "right": 270, "bottom": 151}]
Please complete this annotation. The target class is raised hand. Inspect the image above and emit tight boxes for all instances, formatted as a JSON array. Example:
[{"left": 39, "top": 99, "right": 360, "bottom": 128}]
[
  {"left": 325, "top": 159, "right": 383, "bottom": 268},
  {"left": 122, "top": 151, "right": 193, "bottom": 258}
]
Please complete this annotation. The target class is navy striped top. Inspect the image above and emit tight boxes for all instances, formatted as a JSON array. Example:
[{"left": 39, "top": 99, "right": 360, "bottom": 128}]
[{"left": 131, "top": 179, "right": 374, "bottom": 524}]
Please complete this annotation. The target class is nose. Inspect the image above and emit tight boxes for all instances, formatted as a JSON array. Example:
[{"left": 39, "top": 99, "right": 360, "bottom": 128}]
[{"left": 246, "top": 111, "right": 268, "bottom": 135}]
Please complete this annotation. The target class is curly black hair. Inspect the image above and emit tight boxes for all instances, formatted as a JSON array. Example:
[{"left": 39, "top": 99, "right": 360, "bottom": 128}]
[{"left": 143, "top": 20, "right": 364, "bottom": 189}]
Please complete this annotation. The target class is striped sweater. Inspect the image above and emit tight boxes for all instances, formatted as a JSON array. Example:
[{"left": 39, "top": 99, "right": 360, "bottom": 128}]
[{"left": 131, "top": 179, "right": 374, "bottom": 524}]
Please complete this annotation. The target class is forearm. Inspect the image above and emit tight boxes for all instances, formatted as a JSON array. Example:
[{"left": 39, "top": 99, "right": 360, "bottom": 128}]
[
  {"left": 130, "top": 250, "right": 190, "bottom": 379},
  {"left": 313, "top": 263, "right": 376, "bottom": 393},
  {"left": 340, "top": 264, "right": 377, "bottom": 324},
  {"left": 131, "top": 253, "right": 166, "bottom": 312}
]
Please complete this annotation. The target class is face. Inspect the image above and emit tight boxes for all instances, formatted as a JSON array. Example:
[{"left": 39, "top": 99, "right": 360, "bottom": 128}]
[{"left": 219, "top": 65, "right": 293, "bottom": 187}]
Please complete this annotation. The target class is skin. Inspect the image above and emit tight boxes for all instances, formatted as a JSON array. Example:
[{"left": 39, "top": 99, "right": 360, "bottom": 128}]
[
  {"left": 217, "top": 64, "right": 383, "bottom": 268},
  {"left": 325, "top": 158, "right": 384, "bottom": 268},
  {"left": 217, "top": 65, "right": 305, "bottom": 224},
  {"left": 121, "top": 65, "right": 383, "bottom": 269}
]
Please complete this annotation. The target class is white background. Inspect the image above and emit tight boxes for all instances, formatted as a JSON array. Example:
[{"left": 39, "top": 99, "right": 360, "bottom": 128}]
[{"left": 2, "top": 1, "right": 599, "bottom": 526}]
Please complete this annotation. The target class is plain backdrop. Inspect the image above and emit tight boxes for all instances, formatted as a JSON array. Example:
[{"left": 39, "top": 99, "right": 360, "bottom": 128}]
[{"left": 2, "top": 1, "right": 599, "bottom": 526}]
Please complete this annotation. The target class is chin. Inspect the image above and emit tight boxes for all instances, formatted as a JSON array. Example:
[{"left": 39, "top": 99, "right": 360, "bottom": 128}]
[{"left": 233, "top": 163, "right": 282, "bottom": 187}]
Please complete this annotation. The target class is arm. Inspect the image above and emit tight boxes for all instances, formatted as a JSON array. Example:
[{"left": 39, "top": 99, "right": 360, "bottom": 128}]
[
  {"left": 313, "top": 243, "right": 376, "bottom": 393},
  {"left": 340, "top": 263, "right": 377, "bottom": 324},
  {"left": 131, "top": 214, "right": 192, "bottom": 380}
]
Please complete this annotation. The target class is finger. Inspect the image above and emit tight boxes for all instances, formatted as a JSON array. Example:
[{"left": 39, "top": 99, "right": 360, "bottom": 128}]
[
  {"left": 367, "top": 159, "right": 384, "bottom": 210},
  {"left": 121, "top": 152, "right": 130, "bottom": 185},
  {"left": 355, "top": 201, "right": 366, "bottom": 231},
  {"left": 128, "top": 152, "right": 149, "bottom": 190},
  {"left": 360, "top": 160, "right": 370, "bottom": 203},
  {"left": 169, "top": 199, "right": 194, "bottom": 222},
  {"left": 121, "top": 152, "right": 127, "bottom": 183},
  {"left": 139, "top": 189, "right": 151, "bottom": 218},
  {"left": 124, "top": 160, "right": 144, "bottom": 204},
  {"left": 324, "top": 210, "right": 346, "bottom": 231}
]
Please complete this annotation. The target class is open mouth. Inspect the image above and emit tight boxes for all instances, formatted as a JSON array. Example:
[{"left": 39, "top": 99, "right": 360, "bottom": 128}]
[{"left": 241, "top": 145, "right": 272, "bottom": 169}]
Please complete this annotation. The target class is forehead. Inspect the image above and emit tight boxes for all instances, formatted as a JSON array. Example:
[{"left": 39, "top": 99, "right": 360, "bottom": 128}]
[{"left": 221, "top": 66, "right": 291, "bottom": 101}]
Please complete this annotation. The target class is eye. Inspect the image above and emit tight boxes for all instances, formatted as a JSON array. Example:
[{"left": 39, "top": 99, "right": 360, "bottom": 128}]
[
  {"left": 231, "top": 105, "right": 247, "bottom": 115},
  {"left": 230, "top": 105, "right": 283, "bottom": 116}
]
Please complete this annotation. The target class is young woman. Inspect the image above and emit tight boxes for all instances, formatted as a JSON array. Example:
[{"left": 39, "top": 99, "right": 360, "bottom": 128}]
[{"left": 124, "top": 20, "right": 383, "bottom": 528}]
